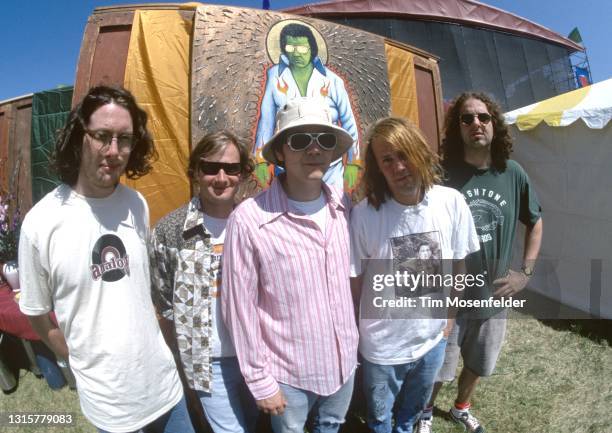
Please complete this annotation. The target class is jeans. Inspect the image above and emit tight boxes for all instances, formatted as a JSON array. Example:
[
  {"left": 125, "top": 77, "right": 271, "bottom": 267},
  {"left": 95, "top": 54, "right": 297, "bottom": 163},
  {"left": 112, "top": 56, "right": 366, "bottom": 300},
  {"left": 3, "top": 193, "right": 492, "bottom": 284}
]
[
  {"left": 271, "top": 371, "right": 355, "bottom": 433},
  {"left": 197, "top": 357, "right": 258, "bottom": 433},
  {"left": 363, "top": 337, "right": 447, "bottom": 433},
  {"left": 97, "top": 395, "right": 194, "bottom": 433}
]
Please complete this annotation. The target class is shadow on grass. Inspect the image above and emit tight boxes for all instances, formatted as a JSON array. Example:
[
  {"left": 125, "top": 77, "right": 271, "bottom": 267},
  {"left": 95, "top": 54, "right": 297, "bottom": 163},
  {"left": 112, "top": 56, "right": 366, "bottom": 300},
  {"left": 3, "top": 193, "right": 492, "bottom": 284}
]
[{"left": 515, "top": 289, "right": 612, "bottom": 345}]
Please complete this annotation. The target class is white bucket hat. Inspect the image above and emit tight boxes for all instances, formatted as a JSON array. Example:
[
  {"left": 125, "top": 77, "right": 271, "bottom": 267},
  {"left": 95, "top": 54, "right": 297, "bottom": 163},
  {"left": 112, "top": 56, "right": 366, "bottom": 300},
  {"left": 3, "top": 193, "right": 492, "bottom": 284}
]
[{"left": 262, "top": 97, "right": 354, "bottom": 165}]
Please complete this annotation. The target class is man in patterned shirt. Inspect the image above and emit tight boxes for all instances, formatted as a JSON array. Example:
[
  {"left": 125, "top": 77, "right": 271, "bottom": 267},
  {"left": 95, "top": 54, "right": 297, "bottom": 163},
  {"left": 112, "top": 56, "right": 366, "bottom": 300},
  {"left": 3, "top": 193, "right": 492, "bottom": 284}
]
[
  {"left": 222, "top": 97, "right": 359, "bottom": 433},
  {"left": 150, "top": 131, "right": 258, "bottom": 433}
]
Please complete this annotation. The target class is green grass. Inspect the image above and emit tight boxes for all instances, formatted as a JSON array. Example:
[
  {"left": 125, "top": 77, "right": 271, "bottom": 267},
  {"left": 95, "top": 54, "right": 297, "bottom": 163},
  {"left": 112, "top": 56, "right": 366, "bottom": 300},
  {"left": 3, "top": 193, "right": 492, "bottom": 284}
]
[
  {"left": 0, "top": 370, "right": 95, "bottom": 433},
  {"left": 2, "top": 312, "right": 611, "bottom": 433}
]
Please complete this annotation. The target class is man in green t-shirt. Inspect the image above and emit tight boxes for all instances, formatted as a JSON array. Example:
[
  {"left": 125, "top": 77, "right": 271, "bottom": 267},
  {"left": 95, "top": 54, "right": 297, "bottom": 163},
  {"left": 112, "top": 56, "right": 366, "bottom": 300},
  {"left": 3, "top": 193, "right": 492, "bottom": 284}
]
[{"left": 417, "top": 92, "right": 543, "bottom": 433}]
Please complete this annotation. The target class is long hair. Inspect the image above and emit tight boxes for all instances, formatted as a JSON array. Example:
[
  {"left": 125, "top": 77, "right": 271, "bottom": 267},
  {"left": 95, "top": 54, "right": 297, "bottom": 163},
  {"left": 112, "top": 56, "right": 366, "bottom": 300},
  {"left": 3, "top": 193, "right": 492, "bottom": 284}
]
[
  {"left": 362, "top": 117, "right": 442, "bottom": 209},
  {"left": 51, "top": 85, "right": 157, "bottom": 185},
  {"left": 280, "top": 23, "right": 318, "bottom": 61},
  {"left": 442, "top": 92, "right": 512, "bottom": 171}
]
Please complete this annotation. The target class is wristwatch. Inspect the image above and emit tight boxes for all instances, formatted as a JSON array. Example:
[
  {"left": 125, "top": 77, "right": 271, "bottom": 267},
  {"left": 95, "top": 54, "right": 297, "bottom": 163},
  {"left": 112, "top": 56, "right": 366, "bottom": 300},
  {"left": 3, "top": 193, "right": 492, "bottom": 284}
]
[{"left": 521, "top": 265, "right": 534, "bottom": 277}]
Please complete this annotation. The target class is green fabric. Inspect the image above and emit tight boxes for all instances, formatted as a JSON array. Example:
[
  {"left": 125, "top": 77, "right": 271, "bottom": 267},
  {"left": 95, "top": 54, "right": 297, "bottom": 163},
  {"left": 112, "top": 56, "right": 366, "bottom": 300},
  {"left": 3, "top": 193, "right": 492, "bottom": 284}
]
[
  {"left": 30, "top": 87, "right": 73, "bottom": 204},
  {"left": 568, "top": 27, "right": 583, "bottom": 44},
  {"left": 445, "top": 160, "right": 541, "bottom": 317}
]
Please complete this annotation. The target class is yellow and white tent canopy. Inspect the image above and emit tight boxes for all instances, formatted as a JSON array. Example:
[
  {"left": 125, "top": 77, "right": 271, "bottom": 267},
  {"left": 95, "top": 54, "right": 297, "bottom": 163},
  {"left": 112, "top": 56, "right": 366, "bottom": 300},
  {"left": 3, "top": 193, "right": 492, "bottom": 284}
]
[
  {"left": 505, "top": 78, "right": 612, "bottom": 131},
  {"left": 506, "top": 78, "right": 612, "bottom": 318}
]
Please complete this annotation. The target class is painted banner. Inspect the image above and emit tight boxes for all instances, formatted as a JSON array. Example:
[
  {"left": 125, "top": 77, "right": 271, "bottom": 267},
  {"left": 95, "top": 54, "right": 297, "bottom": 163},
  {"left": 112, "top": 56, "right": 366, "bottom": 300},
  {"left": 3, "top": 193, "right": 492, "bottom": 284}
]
[{"left": 191, "top": 5, "right": 392, "bottom": 190}]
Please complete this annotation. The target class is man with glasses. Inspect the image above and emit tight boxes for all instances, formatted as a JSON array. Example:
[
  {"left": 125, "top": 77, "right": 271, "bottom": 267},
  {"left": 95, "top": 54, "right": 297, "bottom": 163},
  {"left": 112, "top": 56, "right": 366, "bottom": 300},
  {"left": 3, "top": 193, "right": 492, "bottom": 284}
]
[
  {"left": 254, "top": 22, "right": 359, "bottom": 190},
  {"left": 18, "top": 86, "right": 193, "bottom": 433},
  {"left": 222, "top": 97, "right": 359, "bottom": 433},
  {"left": 150, "top": 130, "right": 258, "bottom": 433},
  {"left": 418, "top": 92, "right": 542, "bottom": 433}
]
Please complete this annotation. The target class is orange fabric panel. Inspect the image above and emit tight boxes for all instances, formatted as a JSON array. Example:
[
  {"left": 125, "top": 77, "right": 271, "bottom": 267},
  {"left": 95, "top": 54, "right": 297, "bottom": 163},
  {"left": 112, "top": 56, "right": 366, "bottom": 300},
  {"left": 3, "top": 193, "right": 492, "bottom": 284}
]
[
  {"left": 123, "top": 10, "right": 193, "bottom": 226},
  {"left": 385, "top": 43, "right": 419, "bottom": 125}
]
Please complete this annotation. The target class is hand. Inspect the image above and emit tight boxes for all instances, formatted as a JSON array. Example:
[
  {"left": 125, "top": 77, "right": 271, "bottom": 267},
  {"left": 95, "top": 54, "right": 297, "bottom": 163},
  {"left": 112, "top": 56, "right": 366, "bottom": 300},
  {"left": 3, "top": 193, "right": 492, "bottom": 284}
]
[
  {"left": 344, "top": 164, "right": 361, "bottom": 190},
  {"left": 255, "top": 162, "right": 271, "bottom": 186},
  {"left": 256, "top": 390, "right": 287, "bottom": 416},
  {"left": 492, "top": 269, "right": 529, "bottom": 297}
]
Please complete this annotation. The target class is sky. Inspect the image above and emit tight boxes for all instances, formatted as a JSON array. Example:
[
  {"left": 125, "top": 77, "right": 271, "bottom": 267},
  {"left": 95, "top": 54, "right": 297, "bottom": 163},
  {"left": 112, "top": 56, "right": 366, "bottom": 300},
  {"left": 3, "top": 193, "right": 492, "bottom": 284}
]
[{"left": 0, "top": 0, "right": 610, "bottom": 102}]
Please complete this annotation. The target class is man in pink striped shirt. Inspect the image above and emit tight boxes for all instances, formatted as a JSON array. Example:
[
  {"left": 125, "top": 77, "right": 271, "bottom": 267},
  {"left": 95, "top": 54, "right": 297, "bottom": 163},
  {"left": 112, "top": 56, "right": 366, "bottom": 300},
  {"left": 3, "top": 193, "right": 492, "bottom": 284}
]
[{"left": 222, "top": 97, "right": 359, "bottom": 433}]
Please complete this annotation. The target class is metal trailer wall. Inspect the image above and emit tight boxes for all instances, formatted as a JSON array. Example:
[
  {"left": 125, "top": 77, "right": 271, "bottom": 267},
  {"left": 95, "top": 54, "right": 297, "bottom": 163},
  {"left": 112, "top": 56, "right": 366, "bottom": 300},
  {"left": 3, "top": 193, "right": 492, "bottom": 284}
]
[{"left": 322, "top": 17, "right": 574, "bottom": 111}]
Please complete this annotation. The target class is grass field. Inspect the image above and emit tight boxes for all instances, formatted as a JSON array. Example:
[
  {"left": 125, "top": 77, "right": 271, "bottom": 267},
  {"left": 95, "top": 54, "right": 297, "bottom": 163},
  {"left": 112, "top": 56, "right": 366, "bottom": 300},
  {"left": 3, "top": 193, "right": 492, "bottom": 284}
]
[{"left": 2, "top": 311, "right": 611, "bottom": 433}]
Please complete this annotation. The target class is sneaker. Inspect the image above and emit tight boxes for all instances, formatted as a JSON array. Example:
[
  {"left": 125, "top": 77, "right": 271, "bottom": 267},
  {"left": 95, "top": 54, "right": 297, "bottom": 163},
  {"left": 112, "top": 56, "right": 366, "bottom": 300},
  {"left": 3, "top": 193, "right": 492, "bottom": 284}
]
[
  {"left": 416, "top": 418, "right": 433, "bottom": 433},
  {"left": 449, "top": 409, "right": 485, "bottom": 433}
]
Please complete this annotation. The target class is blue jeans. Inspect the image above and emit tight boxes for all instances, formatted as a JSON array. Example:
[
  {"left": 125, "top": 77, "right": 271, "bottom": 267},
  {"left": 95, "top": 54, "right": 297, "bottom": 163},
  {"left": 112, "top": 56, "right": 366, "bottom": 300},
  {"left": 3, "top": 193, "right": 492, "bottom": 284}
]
[
  {"left": 363, "top": 337, "right": 447, "bottom": 433},
  {"left": 97, "top": 395, "right": 194, "bottom": 433},
  {"left": 271, "top": 371, "right": 355, "bottom": 433},
  {"left": 197, "top": 357, "right": 258, "bottom": 433}
]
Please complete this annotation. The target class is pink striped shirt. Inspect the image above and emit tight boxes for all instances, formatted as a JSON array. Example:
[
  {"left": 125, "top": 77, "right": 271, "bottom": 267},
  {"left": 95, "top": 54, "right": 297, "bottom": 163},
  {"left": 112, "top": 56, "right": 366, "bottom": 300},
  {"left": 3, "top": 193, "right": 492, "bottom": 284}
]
[{"left": 221, "top": 177, "right": 358, "bottom": 400}]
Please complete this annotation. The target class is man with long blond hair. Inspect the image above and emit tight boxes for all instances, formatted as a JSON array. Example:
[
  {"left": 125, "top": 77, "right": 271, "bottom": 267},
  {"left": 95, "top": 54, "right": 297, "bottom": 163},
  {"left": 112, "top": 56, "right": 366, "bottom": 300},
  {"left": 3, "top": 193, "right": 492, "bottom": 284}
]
[{"left": 350, "top": 117, "right": 479, "bottom": 433}]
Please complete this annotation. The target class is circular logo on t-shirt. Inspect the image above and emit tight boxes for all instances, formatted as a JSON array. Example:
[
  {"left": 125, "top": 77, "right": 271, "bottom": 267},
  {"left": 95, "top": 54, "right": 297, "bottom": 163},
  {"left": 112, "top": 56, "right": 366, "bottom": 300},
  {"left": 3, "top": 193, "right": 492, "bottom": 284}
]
[{"left": 90, "top": 234, "right": 130, "bottom": 282}]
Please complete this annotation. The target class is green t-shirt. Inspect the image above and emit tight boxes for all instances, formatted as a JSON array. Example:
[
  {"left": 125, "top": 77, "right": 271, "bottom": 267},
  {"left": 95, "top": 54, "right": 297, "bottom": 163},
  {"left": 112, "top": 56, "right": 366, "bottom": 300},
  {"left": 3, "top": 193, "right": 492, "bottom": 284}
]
[{"left": 445, "top": 159, "right": 541, "bottom": 315}]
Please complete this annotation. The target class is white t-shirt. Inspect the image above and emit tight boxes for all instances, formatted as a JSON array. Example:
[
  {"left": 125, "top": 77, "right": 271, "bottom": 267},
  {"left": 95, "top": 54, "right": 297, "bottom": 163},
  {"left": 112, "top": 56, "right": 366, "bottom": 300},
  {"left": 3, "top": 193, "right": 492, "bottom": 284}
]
[
  {"left": 287, "top": 192, "right": 328, "bottom": 234},
  {"left": 18, "top": 184, "right": 182, "bottom": 432},
  {"left": 350, "top": 185, "right": 480, "bottom": 365},
  {"left": 202, "top": 213, "right": 236, "bottom": 358}
]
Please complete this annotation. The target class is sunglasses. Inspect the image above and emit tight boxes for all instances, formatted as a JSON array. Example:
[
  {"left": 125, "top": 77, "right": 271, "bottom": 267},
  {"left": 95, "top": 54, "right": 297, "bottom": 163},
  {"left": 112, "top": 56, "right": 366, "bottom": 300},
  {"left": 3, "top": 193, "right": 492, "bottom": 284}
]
[
  {"left": 460, "top": 113, "right": 492, "bottom": 126},
  {"left": 198, "top": 160, "right": 241, "bottom": 176},
  {"left": 287, "top": 133, "right": 337, "bottom": 152},
  {"left": 285, "top": 44, "right": 310, "bottom": 54}
]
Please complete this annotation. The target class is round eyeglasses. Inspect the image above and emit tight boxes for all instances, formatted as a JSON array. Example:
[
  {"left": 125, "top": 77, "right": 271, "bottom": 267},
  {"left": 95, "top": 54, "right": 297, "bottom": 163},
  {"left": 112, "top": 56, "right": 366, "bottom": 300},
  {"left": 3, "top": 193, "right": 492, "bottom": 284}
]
[{"left": 85, "top": 129, "right": 134, "bottom": 153}]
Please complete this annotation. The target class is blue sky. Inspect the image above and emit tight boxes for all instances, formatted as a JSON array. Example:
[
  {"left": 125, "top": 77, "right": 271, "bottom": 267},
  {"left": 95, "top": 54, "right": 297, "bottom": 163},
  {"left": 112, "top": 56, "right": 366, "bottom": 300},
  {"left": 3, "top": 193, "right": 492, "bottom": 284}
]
[{"left": 1, "top": 0, "right": 609, "bottom": 101}]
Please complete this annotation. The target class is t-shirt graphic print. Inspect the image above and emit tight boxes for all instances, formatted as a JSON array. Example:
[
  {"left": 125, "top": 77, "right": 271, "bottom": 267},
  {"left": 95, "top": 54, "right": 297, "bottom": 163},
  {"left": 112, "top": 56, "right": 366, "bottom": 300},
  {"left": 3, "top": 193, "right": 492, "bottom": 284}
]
[{"left": 390, "top": 231, "right": 442, "bottom": 298}]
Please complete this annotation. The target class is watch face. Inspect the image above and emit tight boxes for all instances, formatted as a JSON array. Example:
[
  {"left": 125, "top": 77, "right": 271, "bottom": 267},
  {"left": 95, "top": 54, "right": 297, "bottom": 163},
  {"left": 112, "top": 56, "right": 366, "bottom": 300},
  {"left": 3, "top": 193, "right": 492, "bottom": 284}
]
[{"left": 522, "top": 266, "right": 534, "bottom": 276}]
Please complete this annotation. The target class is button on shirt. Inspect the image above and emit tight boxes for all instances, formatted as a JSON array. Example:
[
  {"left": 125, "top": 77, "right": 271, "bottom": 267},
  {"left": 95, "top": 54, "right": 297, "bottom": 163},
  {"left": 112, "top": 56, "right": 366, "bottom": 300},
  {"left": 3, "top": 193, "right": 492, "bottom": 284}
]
[{"left": 221, "top": 177, "right": 358, "bottom": 400}]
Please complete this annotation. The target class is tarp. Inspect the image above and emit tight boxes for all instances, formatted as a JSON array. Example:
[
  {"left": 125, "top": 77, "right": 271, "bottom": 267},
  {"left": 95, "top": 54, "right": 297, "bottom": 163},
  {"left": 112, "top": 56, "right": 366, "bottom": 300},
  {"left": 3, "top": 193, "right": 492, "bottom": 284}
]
[
  {"left": 505, "top": 78, "right": 612, "bottom": 131},
  {"left": 505, "top": 79, "right": 612, "bottom": 318},
  {"left": 123, "top": 9, "right": 193, "bottom": 226},
  {"left": 285, "top": 0, "right": 583, "bottom": 52},
  {"left": 384, "top": 43, "right": 418, "bottom": 125},
  {"left": 30, "top": 87, "right": 73, "bottom": 205}
]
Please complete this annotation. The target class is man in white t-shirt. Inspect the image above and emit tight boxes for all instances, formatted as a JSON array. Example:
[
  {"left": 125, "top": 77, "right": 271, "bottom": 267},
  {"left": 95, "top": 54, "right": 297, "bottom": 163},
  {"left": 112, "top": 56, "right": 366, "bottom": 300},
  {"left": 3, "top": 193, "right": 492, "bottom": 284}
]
[
  {"left": 150, "top": 130, "right": 258, "bottom": 433},
  {"left": 18, "top": 86, "right": 192, "bottom": 433},
  {"left": 350, "top": 117, "right": 480, "bottom": 433}
]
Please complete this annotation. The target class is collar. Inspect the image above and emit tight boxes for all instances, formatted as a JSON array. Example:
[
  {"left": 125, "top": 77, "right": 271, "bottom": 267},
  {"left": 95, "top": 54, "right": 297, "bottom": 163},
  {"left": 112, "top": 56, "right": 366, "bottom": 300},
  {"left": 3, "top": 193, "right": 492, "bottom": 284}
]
[
  {"left": 182, "top": 196, "right": 211, "bottom": 240},
  {"left": 278, "top": 54, "right": 327, "bottom": 77},
  {"left": 388, "top": 186, "right": 432, "bottom": 212},
  {"left": 258, "top": 175, "right": 346, "bottom": 226}
]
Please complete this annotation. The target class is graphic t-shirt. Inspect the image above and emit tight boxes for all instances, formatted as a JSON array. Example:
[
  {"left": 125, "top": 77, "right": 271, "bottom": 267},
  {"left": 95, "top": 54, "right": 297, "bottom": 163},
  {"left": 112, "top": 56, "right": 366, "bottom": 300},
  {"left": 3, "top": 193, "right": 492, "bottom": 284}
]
[
  {"left": 350, "top": 185, "right": 480, "bottom": 364},
  {"left": 445, "top": 159, "right": 541, "bottom": 311},
  {"left": 18, "top": 184, "right": 182, "bottom": 432},
  {"left": 203, "top": 213, "right": 235, "bottom": 358}
]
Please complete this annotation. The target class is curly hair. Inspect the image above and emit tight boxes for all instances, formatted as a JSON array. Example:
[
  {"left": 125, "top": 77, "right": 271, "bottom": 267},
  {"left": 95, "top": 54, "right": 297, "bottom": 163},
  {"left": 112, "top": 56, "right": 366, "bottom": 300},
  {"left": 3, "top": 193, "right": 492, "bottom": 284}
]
[
  {"left": 51, "top": 85, "right": 157, "bottom": 185},
  {"left": 441, "top": 92, "right": 512, "bottom": 171},
  {"left": 362, "top": 117, "right": 442, "bottom": 209},
  {"left": 280, "top": 23, "right": 318, "bottom": 61},
  {"left": 187, "top": 130, "right": 255, "bottom": 180}
]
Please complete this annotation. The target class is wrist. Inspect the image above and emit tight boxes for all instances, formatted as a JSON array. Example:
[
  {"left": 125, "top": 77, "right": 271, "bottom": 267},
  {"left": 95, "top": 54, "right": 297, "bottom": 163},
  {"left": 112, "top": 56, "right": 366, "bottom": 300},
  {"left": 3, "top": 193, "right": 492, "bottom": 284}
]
[{"left": 521, "top": 264, "right": 534, "bottom": 278}]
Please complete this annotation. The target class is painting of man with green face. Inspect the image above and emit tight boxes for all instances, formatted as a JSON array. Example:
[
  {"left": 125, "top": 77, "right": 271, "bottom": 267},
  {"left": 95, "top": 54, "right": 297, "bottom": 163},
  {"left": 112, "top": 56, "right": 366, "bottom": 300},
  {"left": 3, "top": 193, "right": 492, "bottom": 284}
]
[{"left": 254, "top": 21, "right": 360, "bottom": 190}]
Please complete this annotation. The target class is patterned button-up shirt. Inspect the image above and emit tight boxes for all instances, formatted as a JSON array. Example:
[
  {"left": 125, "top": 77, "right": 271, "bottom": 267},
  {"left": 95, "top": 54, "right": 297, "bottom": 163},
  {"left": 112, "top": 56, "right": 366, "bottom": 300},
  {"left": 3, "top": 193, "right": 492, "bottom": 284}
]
[
  {"left": 221, "top": 177, "right": 359, "bottom": 400},
  {"left": 149, "top": 197, "right": 215, "bottom": 392}
]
